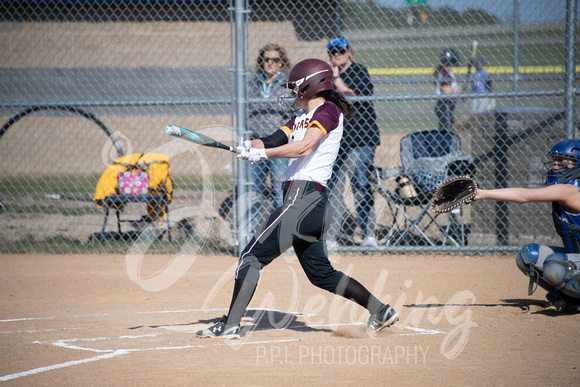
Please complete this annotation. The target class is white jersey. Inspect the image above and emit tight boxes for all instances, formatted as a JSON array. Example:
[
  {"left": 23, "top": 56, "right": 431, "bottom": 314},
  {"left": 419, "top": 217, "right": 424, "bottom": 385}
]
[
  {"left": 280, "top": 101, "right": 343, "bottom": 186},
  {"left": 435, "top": 67, "right": 459, "bottom": 95}
]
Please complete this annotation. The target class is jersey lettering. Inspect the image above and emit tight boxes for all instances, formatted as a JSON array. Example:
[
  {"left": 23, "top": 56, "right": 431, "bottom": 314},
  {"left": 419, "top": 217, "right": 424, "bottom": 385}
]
[
  {"left": 291, "top": 117, "right": 310, "bottom": 132},
  {"left": 282, "top": 102, "right": 343, "bottom": 185}
]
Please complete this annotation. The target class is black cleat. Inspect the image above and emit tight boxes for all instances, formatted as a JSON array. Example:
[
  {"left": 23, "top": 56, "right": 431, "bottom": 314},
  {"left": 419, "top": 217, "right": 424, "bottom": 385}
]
[
  {"left": 196, "top": 316, "right": 240, "bottom": 339},
  {"left": 366, "top": 304, "right": 399, "bottom": 332}
]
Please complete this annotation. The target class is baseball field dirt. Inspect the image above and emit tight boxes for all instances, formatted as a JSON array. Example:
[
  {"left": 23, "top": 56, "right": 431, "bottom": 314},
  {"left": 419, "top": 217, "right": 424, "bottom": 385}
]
[{"left": 1, "top": 252, "right": 578, "bottom": 385}]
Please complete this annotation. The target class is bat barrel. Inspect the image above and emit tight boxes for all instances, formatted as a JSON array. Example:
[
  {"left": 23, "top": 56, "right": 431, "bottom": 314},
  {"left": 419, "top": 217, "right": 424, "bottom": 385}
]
[{"left": 164, "top": 124, "right": 238, "bottom": 154}]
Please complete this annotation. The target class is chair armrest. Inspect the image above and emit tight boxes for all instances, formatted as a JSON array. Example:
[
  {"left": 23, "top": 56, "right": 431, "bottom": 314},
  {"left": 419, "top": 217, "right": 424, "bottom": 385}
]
[
  {"left": 380, "top": 166, "right": 403, "bottom": 179},
  {"left": 365, "top": 164, "right": 403, "bottom": 181}
]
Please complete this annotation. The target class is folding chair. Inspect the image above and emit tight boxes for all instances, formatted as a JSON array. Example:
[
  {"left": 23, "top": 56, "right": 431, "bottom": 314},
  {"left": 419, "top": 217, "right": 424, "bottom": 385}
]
[
  {"left": 91, "top": 153, "right": 173, "bottom": 242},
  {"left": 371, "top": 130, "right": 475, "bottom": 246}
]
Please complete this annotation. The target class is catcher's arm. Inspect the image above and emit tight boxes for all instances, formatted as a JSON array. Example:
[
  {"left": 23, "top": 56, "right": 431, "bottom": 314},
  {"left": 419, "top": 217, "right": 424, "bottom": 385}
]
[{"left": 475, "top": 184, "right": 580, "bottom": 212}]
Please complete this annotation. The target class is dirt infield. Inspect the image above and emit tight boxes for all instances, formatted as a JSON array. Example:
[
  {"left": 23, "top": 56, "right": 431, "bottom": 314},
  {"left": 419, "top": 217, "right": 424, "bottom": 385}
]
[{"left": 1, "top": 252, "right": 578, "bottom": 385}]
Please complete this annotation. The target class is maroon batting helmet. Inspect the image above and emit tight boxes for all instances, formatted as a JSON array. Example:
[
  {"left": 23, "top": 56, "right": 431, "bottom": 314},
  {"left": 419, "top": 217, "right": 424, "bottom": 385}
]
[{"left": 283, "top": 58, "right": 334, "bottom": 100}]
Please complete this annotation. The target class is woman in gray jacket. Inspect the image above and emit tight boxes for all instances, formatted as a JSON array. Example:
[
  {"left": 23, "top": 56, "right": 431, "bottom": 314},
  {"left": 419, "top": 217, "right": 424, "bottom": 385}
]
[{"left": 246, "top": 44, "right": 292, "bottom": 230}]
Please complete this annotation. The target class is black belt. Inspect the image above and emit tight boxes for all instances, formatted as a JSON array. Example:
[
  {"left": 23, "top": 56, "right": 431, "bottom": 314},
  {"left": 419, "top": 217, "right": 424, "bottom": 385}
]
[{"left": 282, "top": 180, "right": 327, "bottom": 194}]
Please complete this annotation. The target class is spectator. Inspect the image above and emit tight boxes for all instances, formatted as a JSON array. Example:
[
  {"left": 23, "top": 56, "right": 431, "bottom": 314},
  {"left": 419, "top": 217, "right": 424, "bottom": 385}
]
[
  {"left": 247, "top": 44, "right": 292, "bottom": 229},
  {"left": 326, "top": 36, "right": 380, "bottom": 248},
  {"left": 434, "top": 48, "right": 462, "bottom": 131},
  {"left": 470, "top": 58, "right": 495, "bottom": 114}
]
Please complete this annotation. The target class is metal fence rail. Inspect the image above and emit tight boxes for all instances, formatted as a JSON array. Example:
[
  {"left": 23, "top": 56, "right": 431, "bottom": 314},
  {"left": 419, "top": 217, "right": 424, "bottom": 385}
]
[{"left": 0, "top": 0, "right": 577, "bottom": 255}]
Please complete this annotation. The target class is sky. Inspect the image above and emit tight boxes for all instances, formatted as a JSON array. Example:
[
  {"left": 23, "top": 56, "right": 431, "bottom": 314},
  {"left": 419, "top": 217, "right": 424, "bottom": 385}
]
[{"left": 374, "top": 0, "right": 579, "bottom": 23}]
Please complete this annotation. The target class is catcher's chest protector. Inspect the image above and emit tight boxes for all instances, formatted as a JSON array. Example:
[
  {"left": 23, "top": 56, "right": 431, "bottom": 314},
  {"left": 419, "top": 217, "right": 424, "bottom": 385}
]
[{"left": 552, "top": 202, "right": 580, "bottom": 253}]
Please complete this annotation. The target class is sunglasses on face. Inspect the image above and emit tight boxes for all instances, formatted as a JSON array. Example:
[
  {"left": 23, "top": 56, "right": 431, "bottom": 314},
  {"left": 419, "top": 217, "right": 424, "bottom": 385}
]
[
  {"left": 262, "top": 56, "right": 281, "bottom": 63},
  {"left": 328, "top": 47, "right": 347, "bottom": 56}
]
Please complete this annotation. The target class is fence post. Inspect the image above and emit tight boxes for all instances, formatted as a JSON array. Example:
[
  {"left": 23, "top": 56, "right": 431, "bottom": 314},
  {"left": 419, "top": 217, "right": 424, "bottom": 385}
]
[
  {"left": 234, "top": 0, "right": 251, "bottom": 250},
  {"left": 512, "top": 0, "right": 520, "bottom": 108},
  {"left": 564, "top": 0, "right": 577, "bottom": 139}
]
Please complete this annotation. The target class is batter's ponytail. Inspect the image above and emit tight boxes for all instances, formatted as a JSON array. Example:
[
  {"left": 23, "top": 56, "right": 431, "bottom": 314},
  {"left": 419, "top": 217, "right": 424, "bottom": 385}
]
[{"left": 319, "top": 90, "right": 355, "bottom": 119}]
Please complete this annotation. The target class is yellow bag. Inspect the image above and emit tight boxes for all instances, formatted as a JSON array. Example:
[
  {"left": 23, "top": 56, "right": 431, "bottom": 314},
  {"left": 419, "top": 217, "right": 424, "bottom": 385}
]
[{"left": 93, "top": 153, "right": 173, "bottom": 221}]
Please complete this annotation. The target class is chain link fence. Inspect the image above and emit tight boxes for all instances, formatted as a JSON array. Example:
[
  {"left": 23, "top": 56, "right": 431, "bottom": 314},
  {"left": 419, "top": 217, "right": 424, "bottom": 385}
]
[{"left": 0, "top": 0, "right": 577, "bottom": 255}]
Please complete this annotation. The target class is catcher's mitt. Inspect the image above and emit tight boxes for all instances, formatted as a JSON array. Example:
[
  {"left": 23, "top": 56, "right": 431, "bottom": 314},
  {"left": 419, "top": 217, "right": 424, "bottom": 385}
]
[{"left": 430, "top": 176, "right": 478, "bottom": 214}]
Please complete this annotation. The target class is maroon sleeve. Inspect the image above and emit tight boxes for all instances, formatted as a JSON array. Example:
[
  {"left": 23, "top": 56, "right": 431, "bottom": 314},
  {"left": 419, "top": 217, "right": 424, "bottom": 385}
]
[
  {"left": 439, "top": 69, "right": 453, "bottom": 87},
  {"left": 280, "top": 117, "right": 296, "bottom": 137},
  {"left": 309, "top": 102, "right": 341, "bottom": 135}
]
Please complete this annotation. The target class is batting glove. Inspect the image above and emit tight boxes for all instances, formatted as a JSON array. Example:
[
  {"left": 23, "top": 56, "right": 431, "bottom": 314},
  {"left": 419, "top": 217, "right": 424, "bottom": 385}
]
[
  {"left": 236, "top": 139, "right": 252, "bottom": 161},
  {"left": 249, "top": 148, "right": 268, "bottom": 164}
]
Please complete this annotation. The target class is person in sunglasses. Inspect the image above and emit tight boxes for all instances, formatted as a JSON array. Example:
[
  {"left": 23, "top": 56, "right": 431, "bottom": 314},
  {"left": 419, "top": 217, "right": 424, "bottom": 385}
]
[
  {"left": 246, "top": 44, "right": 293, "bottom": 232},
  {"left": 326, "top": 36, "right": 380, "bottom": 248}
]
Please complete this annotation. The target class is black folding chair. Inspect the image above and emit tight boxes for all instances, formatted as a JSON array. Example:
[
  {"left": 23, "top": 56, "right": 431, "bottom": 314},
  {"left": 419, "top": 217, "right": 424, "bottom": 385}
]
[{"left": 371, "top": 130, "right": 476, "bottom": 246}]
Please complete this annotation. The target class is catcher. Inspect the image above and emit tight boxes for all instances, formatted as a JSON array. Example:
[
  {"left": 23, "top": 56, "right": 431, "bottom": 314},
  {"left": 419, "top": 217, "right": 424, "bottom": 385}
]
[{"left": 473, "top": 140, "right": 580, "bottom": 312}]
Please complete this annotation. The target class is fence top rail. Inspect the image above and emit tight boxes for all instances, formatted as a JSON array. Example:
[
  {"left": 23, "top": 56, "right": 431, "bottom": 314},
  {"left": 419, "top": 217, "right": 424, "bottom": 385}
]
[{"left": 1, "top": 89, "right": 570, "bottom": 109}]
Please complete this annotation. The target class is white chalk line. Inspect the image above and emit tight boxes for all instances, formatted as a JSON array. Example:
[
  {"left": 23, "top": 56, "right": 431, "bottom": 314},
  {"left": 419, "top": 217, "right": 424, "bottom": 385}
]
[
  {"left": 286, "top": 322, "right": 445, "bottom": 336},
  {"left": 0, "top": 317, "right": 55, "bottom": 323},
  {"left": 0, "top": 314, "right": 110, "bottom": 324},
  {"left": 0, "top": 337, "right": 301, "bottom": 382},
  {"left": 139, "top": 307, "right": 316, "bottom": 317},
  {"left": 0, "top": 327, "right": 84, "bottom": 334},
  {"left": 0, "top": 309, "right": 444, "bottom": 382},
  {"left": 50, "top": 334, "right": 302, "bottom": 353},
  {"left": 401, "top": 326, "right": 446, "bottom": 336},
  {"left": 0, "top": 350, "right": 130, "bottom": 382}
]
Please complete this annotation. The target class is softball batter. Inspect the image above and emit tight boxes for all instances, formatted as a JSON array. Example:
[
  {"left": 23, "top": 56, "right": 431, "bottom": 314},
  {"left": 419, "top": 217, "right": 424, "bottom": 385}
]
[{"left": 197, "top": 58, "right": 398, "bottom": 339}]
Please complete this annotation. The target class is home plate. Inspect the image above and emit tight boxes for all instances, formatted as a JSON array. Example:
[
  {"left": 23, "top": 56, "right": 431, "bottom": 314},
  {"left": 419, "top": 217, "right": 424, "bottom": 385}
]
[{"left": 157, "top": 325, "right": 200, "bottom": 333}]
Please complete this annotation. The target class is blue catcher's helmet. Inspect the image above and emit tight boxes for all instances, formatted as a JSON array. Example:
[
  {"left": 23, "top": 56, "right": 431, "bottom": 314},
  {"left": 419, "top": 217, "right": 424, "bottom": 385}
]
[{"left": 545, "top": 140, "right": 580, "bottom": 185}]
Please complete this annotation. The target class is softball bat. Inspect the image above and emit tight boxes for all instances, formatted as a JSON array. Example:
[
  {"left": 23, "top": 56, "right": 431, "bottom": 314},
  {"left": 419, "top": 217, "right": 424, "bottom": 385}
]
[{"left": 165, "top": 124, "right": 240, "bottom": 154}]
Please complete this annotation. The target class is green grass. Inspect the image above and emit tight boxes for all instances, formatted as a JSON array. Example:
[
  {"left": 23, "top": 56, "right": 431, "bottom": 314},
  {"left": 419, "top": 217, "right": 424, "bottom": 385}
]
[
  {"left": 349, "top": 21, "right": 575, "bottom": 135},
  {"left": 0, "top": 235, "right": 86, "bottom": 254},
  {"left": 7, "top": 203, "right": 100, "bottom": 216},
  {"left": 0, "top": 235, "right": 236, "bottom": 255},
  {"left": 342, "top": 2, "right": 500, "bottom": 31},
  {"left": 172, "top": 174, "right": 233, "bottom": 192},
  {"left": 0, "top": 173, "right": 233, "bottom": 198},
  {"left": 0, "top": 174, "right": 99, "bottom": 196},
  {"left": 347, "top": 10, "right": 576, "bottom": 70},
  {"left": 358, "top": 35, "right": 569, "bottom": 71}
]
